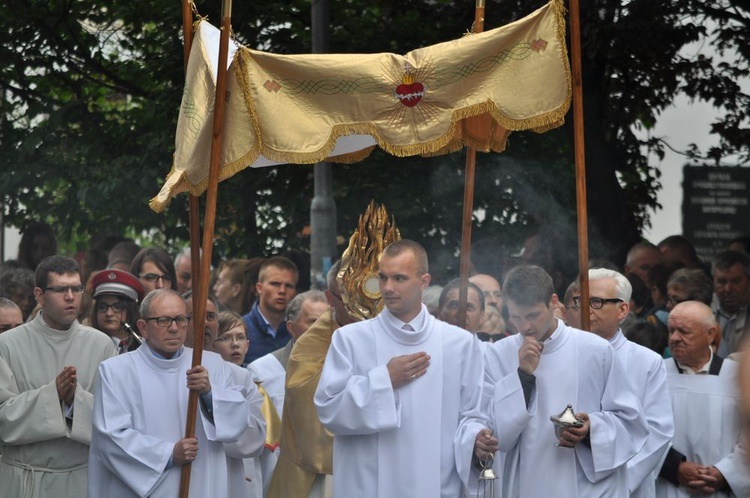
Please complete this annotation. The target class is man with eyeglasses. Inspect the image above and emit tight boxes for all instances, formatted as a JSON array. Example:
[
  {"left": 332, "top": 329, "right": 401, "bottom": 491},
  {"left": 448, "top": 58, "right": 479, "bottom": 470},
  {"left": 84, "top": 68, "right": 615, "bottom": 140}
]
[
  {"left": 586, "top": 268, "right": 674, "bottom": 498},
  {"left": 483, "top": 265, "right": 648, "bottom": 497},
  {"left": 0, "top": 297, "right": 23, "bottom": 333},
  {"left": 0, "top": 255, "right": 117, "bottom": 498},
  {"left": 88, "top": 289, "right": 250, "bottom": 497}
]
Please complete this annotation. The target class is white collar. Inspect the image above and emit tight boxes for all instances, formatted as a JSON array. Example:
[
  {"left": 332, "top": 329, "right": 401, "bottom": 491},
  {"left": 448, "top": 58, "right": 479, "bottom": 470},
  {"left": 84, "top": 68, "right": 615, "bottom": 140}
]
[
  {"left": 675, "top": 348, "right": 713, "bottom": 375},
  {"left": 381, "top": 304, "right": 427, "bottom": 331}
]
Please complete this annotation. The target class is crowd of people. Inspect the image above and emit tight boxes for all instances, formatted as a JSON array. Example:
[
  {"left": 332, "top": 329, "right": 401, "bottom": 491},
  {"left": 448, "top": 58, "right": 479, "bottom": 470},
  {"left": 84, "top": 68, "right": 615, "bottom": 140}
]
[{"left": 1, "top": 217, "right": 750, "bottom": 498}]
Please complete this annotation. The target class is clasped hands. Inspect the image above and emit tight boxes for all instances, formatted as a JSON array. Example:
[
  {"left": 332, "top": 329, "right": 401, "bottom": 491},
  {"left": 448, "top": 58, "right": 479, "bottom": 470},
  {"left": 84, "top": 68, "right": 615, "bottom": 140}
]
[
  {"left": 55, "top": 366, "right": 77, "bottom": 406},
  {"left": 678, "top": 462, "right": 727, "bottom": 494}
]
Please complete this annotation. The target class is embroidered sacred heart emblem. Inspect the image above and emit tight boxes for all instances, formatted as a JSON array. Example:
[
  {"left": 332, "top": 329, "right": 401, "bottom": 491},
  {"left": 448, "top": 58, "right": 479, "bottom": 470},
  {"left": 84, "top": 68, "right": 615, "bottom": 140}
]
[
  {"left": 395, "top": 65, "right": 426, "bottom": 107},
  {"left": 395, "top": 82, "right": 425, "bottom": 107}
]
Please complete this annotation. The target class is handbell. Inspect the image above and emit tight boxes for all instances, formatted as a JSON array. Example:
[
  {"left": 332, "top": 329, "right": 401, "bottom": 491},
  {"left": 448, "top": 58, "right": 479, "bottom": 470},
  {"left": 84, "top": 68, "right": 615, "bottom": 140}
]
[
  {"left": 476, "top": 455, "right": 498, "bottom": 498},
  {"left": 479, "top": 465, "right": 498, "bottom": 481}
]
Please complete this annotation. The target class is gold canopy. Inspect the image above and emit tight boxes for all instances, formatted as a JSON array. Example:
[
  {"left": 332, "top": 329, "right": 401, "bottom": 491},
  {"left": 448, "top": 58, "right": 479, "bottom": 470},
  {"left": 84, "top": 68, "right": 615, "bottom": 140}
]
[{"left": 151, "top": 0, "right": 571, "bottom": 212}]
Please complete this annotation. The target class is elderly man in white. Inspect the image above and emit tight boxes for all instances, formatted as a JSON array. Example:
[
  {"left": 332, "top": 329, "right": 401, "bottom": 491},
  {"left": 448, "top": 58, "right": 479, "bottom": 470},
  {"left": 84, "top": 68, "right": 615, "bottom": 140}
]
[
  {"left": 586, "top": 268, "right": 674, "bottom": 497},
  {"left": 656, "top": 301, "right": 750, "bottom": 497}
]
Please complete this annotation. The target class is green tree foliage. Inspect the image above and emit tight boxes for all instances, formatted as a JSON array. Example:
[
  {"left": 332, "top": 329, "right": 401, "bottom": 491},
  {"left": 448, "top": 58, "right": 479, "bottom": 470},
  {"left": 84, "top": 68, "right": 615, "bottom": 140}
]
[{"left": 0, "top": 0, "right": 747, "bottom": 281}]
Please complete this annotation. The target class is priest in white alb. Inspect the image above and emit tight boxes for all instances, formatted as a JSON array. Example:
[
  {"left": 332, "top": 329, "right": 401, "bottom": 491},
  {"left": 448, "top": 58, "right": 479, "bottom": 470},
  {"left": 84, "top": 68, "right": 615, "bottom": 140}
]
[
  {"left": 484, "top": 265, "right": 649, "bottom": 497},
  {"left": 314, "top": 240, "right": 495, "bottom": 498},
  {"left": 87, "top": 289, "right": 249, "bottom": 498},
  {"left": 586, "top": 269, "right": 674, "bottom": 497}
]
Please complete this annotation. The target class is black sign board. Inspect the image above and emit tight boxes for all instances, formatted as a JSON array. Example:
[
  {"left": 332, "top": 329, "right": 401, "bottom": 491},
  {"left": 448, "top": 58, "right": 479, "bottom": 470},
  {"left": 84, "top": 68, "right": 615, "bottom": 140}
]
[{"left": 682, "top": 165, "right": 750, "bottom": 258}]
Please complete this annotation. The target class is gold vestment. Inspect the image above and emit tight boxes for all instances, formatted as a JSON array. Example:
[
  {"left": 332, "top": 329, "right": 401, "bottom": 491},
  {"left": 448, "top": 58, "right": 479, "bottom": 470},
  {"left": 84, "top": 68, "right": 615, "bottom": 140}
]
[{"left": 266, "top": 310, "right": 338, "bottom": 498}]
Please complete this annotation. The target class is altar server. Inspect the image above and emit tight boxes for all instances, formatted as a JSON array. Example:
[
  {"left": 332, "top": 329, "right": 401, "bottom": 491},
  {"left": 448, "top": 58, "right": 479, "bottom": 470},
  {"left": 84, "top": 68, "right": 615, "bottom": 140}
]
[
  {"left": 0, "top": 256, "right": 116, "bottom": 498},
  {"left": 587, "top": 268, "right": 674, "bottom": 497},
  {"left": 484, "top": 265, "right": 648, "bottom": 497},
  {"left": 315, "top": 240, "right": 493, "bottom": 498},
  {"left": 88, "top": 289, "right": 249, "bottom": 497}
]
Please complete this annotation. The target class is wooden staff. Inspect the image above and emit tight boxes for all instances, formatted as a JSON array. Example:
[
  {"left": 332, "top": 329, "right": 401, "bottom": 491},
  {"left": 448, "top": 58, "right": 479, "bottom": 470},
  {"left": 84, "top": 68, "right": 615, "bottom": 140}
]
[
  {"left": 182, "top": 0, "right": 203, "bottom": 298},
  {"left": 179, "top": 0, "right": 233, "bottom": 496},
  {"left": 182, "top": 0, "right": 193, "bottom": 72},
  {"left": 568, "top": 0, "right": 590, "bottom": 331},
  {"left": 457, "top": 0, "right": 485, "bottom": 328},
  {"left": 179, "top": 1, "right": 200, "bottom": 495}
]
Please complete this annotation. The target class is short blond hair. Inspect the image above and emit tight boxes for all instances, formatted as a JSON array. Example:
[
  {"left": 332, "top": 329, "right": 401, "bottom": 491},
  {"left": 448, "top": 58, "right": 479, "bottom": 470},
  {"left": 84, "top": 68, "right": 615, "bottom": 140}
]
[{"left": 381, "top": 240, "right": 428, "bottom": 275}]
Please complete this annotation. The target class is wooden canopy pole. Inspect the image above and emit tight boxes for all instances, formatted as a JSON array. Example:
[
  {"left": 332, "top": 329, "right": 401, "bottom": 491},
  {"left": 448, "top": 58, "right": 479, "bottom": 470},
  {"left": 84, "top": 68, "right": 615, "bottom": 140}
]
[
  {"left": 180, "top": 2, "right": 201, "bottom": 494},
  {"left": 182, "top": 0, "right": 194, "bottom": 71},
  {"left": 568, "top": 0, "right": 590, "bottom": 330},
  {"left": 179, "top": 0, "right": 233, "bottom": 496},
  {"left": 457, "top": 0, "right": 486, "bottom": 328},
  {"left": 182, "top": 1, "right": 203, "bottom": 295}
]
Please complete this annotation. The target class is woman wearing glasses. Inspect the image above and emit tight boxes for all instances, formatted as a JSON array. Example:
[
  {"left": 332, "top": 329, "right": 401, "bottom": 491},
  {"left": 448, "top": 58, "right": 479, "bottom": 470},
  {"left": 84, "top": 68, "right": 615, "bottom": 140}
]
[
  {"left": 129, "top": 247, "right": 177, "bottom": 295},
  {"left": 89, "top": 269, "right": 145, "bottom": 354}
]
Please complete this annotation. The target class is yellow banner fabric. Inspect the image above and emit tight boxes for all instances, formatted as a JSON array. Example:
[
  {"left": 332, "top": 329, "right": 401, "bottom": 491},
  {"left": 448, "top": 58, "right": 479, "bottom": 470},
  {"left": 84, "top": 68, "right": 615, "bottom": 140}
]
[{"left": 151, "top": 0, "right": 571, "bottom": 212}]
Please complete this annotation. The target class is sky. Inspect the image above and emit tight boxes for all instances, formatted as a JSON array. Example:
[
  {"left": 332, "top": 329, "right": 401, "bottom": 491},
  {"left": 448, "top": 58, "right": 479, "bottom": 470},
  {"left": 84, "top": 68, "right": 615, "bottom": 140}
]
[
  {"left": 640, "top": 95, "right": 721, "bottom": 245},
  {"left": 641, "top": 35, "right": 749, "bottom": 247},
  {"left": 2, "top": 228, "right": 20, "bottom": 261}
]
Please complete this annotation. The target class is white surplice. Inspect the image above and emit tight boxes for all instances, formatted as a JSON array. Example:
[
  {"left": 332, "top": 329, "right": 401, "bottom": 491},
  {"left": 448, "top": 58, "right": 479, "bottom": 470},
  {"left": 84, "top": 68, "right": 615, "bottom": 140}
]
[
  {"left": 656, "top": 358, "right": 750, "bottom": 498},
  {"left": 609, "top": 330, "right": 674, "bottom": 498},
  {"left": 248, "top": 354, "right": 286, "bottom": 417},
  {"left": 484, "top": 320, "right": 649, "bottom": 498},
  {"left": 248, "top": 354, "right": 285, "bottom": 494},
  {"left": 314, "top": 305, "right": 486, "bottom": 498},
  {"left": 0, "top": 314, "right": 117, "bottom": 498},
  {"left": 87, "top": 343, "right": 248, "bottom": 498},
  {"left": 223, "top": 363, "right": 266, "bottom": 498}
]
